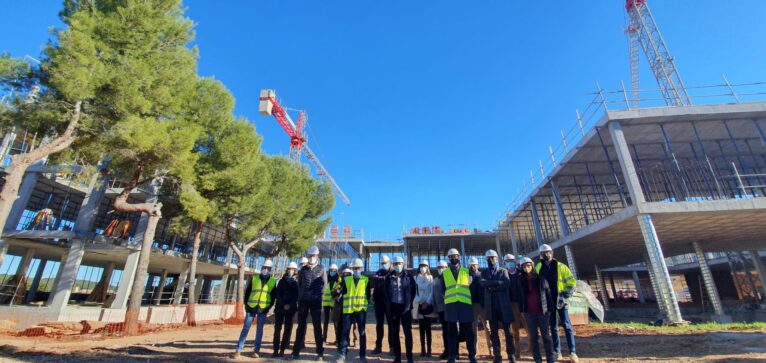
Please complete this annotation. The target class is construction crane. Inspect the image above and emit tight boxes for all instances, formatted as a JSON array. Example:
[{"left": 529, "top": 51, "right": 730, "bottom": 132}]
[
  {"left": 625, "top": 0, "right": 692, "bottom": 107},
  {"left": 258, "top": 89, "right": 351, "bottom": 206}
]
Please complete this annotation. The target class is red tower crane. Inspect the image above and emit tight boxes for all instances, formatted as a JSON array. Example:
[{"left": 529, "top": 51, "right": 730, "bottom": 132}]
[{"left": 258, "top": 89, "right": 351, "bottom": 206}]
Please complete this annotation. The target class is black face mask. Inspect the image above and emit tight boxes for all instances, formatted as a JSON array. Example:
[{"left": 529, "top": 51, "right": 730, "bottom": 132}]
[
  {"left": 541, "top": 254, "right": 551, "bottom": 262},
  {"left": 449, "top": 258, "right": 460, "bottom": 266},
  {"left": 487, "top": 259, "right": 495, "bottom": 267}
]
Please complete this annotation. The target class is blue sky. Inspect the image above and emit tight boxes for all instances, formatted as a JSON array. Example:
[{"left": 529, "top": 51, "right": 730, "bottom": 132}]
[{"left": 2, "top": 1, "right": 766, "bottom": 241}]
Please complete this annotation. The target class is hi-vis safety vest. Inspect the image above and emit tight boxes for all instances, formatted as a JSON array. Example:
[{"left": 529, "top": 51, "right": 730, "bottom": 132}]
[
  {"left": 323, "top": 280, "right": 337, "bottom": 307},
  {"left": 247, "top": 275, "right": 276, "bottom": 309},
  {"left": 342, "top": 275, "right": 368, "bottom": 314},
  {"left": 535, "top": 260, "right": 576, "bottom": 295},
  {"left": 443, "top": 267, "right": 471, "bottom": 305}
]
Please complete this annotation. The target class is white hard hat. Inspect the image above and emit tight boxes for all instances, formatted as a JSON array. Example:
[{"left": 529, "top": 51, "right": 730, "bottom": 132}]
[
  {"left": 394, "top": 256, "right": 405, "bottom": 264},
  {"left": 329, "top": 264, "right": 338, "bottom": 271},
  {"left": 419, "top": 260, "right": 430, "bottom": 267},
  {"left": 299, "top": 257, "right": 308, "bottom": 264},
  {"left": 437, "top": 260, "right": 448, "bottom": 268},
  {"left": 262, "top": 259, "right": 273, "bottom": 268},
  {"left": 447, "top": 248, "right": 460, "bottom": 256},
  {"left": 381, "top": 255, "right": 391, "bottom": 263},
  {"left": 503, "top": 254, "right": 515, "bottom": 261},
  {"left": 343, "top": 268, "right": 352, "bottom": 274},
  {"left": 287, "top": 262, "right": 298, "bottom": 269},
  {"left": 307, "top": 246, "right": 320, "bottom": 255},
  {"left": 520, "top": 257, "right": 534, "bottom": 266},
  {"left": 352, "top": 258, "right": 364, "bottom": 268},
  {"left": 539, "top": 244, "right": 553, "bottom": 253},
  {"left": 469, "top": 257, "right": 479, "bottom": 265},
  {"left": 485, "top": 249, "right": 498, "bottom": 258}
]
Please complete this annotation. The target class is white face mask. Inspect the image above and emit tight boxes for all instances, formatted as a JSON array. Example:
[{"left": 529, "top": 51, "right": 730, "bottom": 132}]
[
  {"left": 419, "top": 266, "right": 428, "bottom": 274},
  {"left": 309, "top": 256, "right": 318, "bottom": 265},
  {"left": 438, "top": 268, "right": 445, "bottom": 276},
  {"left": 382, "top": 263, "right": 390, "bottom": 270}
]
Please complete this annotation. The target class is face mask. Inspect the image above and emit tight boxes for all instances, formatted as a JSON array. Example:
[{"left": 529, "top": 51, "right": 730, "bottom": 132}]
[
  {"left": 329, "top": 271, "right": 337, "bottom": 277},
  {"left": 353, "top": 270, "right": 362, "bottom": 278},
  {"left": 449, "top": 258, "right": 460, "bottom": 266},
  {"left": 506, "top": 262, "right": 516, "bottom": 269},
  {"left": 541, "top": 254, "right": 551, "bottom": 262},
  {"left": 419, "top": 266, "right": 428, "bottom": 274},
  {"left": 394, "top": 265, "right": 403, "bottom": 273},
  {"left": 261, "top": 269, "right": 270, "bottom": 276},
  {"left": 382, "top": 263, "right": 390, "bottom": 269},
  {"left": 487, "top": 258, "right": 496, "bottom": 267},
  {"left": 309, "top": 256, "right": 318, "bottom": 265}
]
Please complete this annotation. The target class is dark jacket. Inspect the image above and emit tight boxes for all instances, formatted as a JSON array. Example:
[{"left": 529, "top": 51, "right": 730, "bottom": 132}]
[
  {"left": 383, "top": 270, "right": 417, "bottom": 314},
  {"left": 273, "top": 275, "right": 298, "bottom": 313},
  {"left": 432, "top": 275, "right": 446, "bottom": 313},
  {"left": 519, "top": 271, "right": 555, "bottom": 316},
  {"left": 440, "top": 264, "right": 474, "bottom": 323},
  {"left": 469, "top": 268, "right": 483, "bottom": 304},
  {"left": 243, "top": 274, "right": 276, "bottom": 314},
  {"left": 335, "top": 275, "right": 373, "bottom": 314},
  {"left": 372, "top": 267, "right": 390, "bottom": 304},
  {"left": 297, "top": 263, "right": 327, "bottom": 302},
  {"left": 479, "top": 265, "right": 515, "bottom": 324},
  {"left": 507, "top": 268, "right": 523, "bottom": 303}
]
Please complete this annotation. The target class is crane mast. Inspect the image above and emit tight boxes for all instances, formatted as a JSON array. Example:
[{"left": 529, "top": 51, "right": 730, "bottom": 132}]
[
  {"left": 626, "top": 0, "right": 692, "bottom": 107},
  {"left": 259, "top": 89, "right": 352, "bottom": 206}
]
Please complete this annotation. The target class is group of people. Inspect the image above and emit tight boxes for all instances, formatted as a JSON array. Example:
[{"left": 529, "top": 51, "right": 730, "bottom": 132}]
[{"left": 234, "top": 243, "right": 579, "bottom": 363}]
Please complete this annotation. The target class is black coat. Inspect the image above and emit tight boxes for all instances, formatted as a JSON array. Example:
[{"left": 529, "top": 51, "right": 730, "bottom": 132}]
[
  {"left": 519, "top": 271, "right": 555, "bottom": 316},
  {"left": 507, "top": 269, "right": 523, "bottom": 303},
  {"left": 479, "top": 265, "right": 514, "bottom": 324},
  {"left": 372, "top": 268, "right": 390, "bottom": 304},
  {"left": 383, "top": 270, "right": 417, "bottom": 314},
  {"left": 297, "top": 264, "right": 327, "bottom": 302},
  {"left": 273, "top": 275, "right": 298, "bottom": 313}
]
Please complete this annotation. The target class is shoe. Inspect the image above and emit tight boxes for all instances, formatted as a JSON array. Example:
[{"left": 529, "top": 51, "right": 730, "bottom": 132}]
[
  {"left": 251, "top": 352, "right": 260, "bottom": 358},
  {"left": 469, "top": 359, "right": 478, "bottom": 363},
  {"left": 570, "top": 353, "right": 579, "bottom": 363},
  {"left": 393, "top": 358, "right": 402, "bottom": 363},
  {"left": 317, "top": 355, "right": 324, "bottom": 362},
  {"left": 447, "top": 360, "right": 456, "bottom": 363},
  {"left": 232, "top": 351, "right": 241, "bottom": 360},
  {"left": 421, "top": 352, "right": 428, "bottom": 357},
  {"left": 371, "top": 348, "right": 382, "bottom": 355},
  {"left": 510, "top": 357, "right": 518, "bottom": 363},
  {"left": 336, "top": 356, "right": 346, "bottom": 363},
  {"left": 272, "top": 352, "right": 280, "bottom": 359},
  {"left": 439, "top": 352, "right": 448, "bottom": 359},
  {"left": 407, "top": 358, "right": 414, "bottom": 363}
]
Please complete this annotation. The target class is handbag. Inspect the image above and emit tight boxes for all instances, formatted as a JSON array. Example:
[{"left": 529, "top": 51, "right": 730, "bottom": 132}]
[{"left": 419, "top": 303, "right": 434, "bottom": 315}]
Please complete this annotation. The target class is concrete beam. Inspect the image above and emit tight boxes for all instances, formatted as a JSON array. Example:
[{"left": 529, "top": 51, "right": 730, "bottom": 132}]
[
  {"left": 111, "top": 249, "right": 140, "bottom": 309},
  {"left": 608, "top": 121, "right": 646, "bottom": 205},
  {"left": 47, "top": 240, "right": 85, "bottom": 312},
  {"left": 632, "top": 270, "right": 645, "bottom": 304},
  {"left": 692, "top": 242, "right": 731, "bottom": 322}
]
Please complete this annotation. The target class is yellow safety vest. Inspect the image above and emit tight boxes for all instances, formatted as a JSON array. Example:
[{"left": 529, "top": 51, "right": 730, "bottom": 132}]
[
  {"left": 443, "top": 267, "right": 471, "bottom": 305},
  {"left": 342, "top": 275, "right": 368, "bottom": 314},
  {"left": 247, "top": 275, "right": 276, "bottom": 309},
  {"left": 535, "top": 261, "right": 576, "bottom": 294},
  {"left": 323, "top": 280, "right": 337, "bottom": 307}
]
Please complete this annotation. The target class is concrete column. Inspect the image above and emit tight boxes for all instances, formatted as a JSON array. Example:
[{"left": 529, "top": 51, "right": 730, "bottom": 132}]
[
  {"left": 594, "top": 265, "right": 610, "bottom": 311},
  {"left": 644, "top": 253, "right": 667, "bottom": 317},
  {"left": 748, "top": 250, "right": 766, "bottom": 302},
  {"left": 217, "top": 248, "right": 233, "bottom": 304},
  {"left": 100, "top": 262, "right": 115, "bottom": 301},
  {"left": 529, "top": 198, "right": 544, "bottom": 247},
  {"left": 4, "top": 165, "right": 42, "bottom": 231},
  {"left": 173, "top": 263, "right": 190, "bottom": 305},
  {"left": 551, "top": 179, "right": 571, "bottom": 236},
  {"left": 632, "top": 270, "right": 646, "bottom": 304},
  {"left": 73, "top": 171, "right": 108, "bottom": 236},
  {"left": 564, "top": 245, "right": 578, "bottom": 279},
  {"left": 609, "top": 274, "right": 618, "bottom": 301},
  {"left": 194, "top": 275, "right": 204, "bottom": 303},
  {"left": 692, "top": 242, "right": 731, "bottom": 321},
  {"left": 154, "top": 269, "right": 168, "bottom": 305},
  {"left": 638, "top": 214, "right": 683, "bottom": 323},
  {"left": 509, "top": 222, "right": 519, "bottom": 256},
  {"left": 495, "top": 235, "right": 502, "bottom": 257},
  {"left": 111, "top": 249, "right": 140, "bottom": 309},
  {"left": 460, "top": 237, "right": 466, "bottom": 265},
  {"left": 608, "top": 121, "right": 646, "bottom": 205},
  {"left": 16, "top": 248, "right": 35, "bottom": 278},
  {"left": 0, "top": 240, "right": 9, "bottom": 270},
  {"left": 25, "top": 259, "right": 47, "bottom": 304},
  {"left": 47, "top": 240, "right": 85, "bottom": 311},
  {"left": 201, "top": 277, "right": 212, "bottom": 303}
]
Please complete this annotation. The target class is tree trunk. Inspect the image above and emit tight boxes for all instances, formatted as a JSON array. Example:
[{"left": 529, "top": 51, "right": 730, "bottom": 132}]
[
  {"left": 235, "top": 258, "right": 246, "bottom": 321},
  {"left": 115, "top": 169, "right": 163, "bottom": 336},
  {"left": 0, "top": 101, "right": 82, "bottom": 235},
  {"left": 186, "top": 221, "right": 203, "bottom": 326}
]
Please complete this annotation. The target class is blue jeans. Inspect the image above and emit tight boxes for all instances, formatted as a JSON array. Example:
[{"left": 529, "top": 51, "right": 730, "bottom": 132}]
[
  {"left": 549, "top": 307, "right": 576, "bottom": 354},
  {"left": 524, "top": 313, "right": 554, "bottom": 363},
  {"left": 339, "top": 311, "right": 367, "bottom": 358},
  {"left": 236, "top": 311, "right": 268, "bottom": 352}
]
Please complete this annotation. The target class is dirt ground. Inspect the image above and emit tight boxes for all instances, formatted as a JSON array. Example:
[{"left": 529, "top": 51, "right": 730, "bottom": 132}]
[{"left": 1, "top": 321, "right": 765, "bottom": 363}]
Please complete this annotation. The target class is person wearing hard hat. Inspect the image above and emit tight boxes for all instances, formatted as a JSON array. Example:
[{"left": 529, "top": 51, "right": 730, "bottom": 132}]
[
  {"left": 536, "top": 244, "right": 578, "bottom": 363},
  {"left": 414, "top": 260, "right": 436, "bottom": 357},
  {"left": 469, "top": 256, "right": 492, "bottom": 359},
  {"left": 334, "top": 258, "right": 371, "bottom": 363},
  {"left": 370, "top": 255, "right": 393, "bottom": 355},
  {"left": 384, "top": 256, "right": 417, "bottom": 363},
  {"left": 432, "top": 260, "right": 450, "bottom": 359},
  {"left": 272, "top": 261, "right": 299, "bottom": 358},
  {"left": 441, "top": 248, "right": 477, "bottom": 363},
  {"left": 479, "top": 250, "right": 517, "bottom": 363},
  {"left": 291, "top": 246, "right": 328, "bottom": 360},
  {"left": 234, "top": 259, "right": 276, "bottom": 359},
  {"left": 504, "top": 254, "right": 528, "bottom": 361},
  {"left": 323, "top": 263, "right": 340, "bottom": 345},
  {"left": 519, "top": 257, "right": 555, "bottom": 363},
  {"left": 299, "top": 257, "right": 308, "bottom": 269}
]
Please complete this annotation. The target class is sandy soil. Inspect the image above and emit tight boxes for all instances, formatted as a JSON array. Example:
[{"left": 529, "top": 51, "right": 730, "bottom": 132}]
[{"left": 1, "top": 321, "right": 765, "bottom": 362}]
